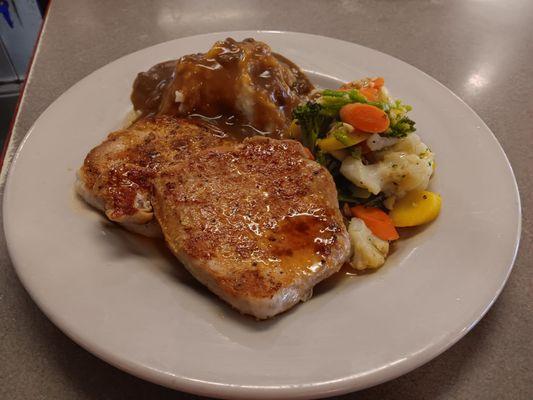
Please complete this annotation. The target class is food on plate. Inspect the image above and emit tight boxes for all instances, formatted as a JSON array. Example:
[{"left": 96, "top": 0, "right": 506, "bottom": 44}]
[
  {"left": 131, "top": 38, "right": 313, "bottom": 137},
  {"left": 340, "top": 133, "right": 434, "bottom": 199},
  {"left": 389, "top": 190, "right": 442, "bottom": 227},
  {"left": 76, "top": 116, "right": 236, "bottom": 237},
  {"left": 350, "top": 205, "right": 399, "bottom": 241},
  {"left": 152, "top": 137, "right": 350, "bottom": 319},
  {"left": 77, "top": 38, "right": 441, "bottom": 318},
  {"left": 348, "top": 217, "right": 389, "bottom": 270},
  {"left": 292, "top": 77, "right": 441, "bottom": 270}
]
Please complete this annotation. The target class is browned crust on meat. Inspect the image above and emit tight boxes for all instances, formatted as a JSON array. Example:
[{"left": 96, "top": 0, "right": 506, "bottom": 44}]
[
  {"left": 78, "top": 116, "right": 235, "bottom": 222},
  {"left": 152, "top": 137, "right": 350, "bottom": 314},
  {"left": 78, "top": 116, "right": 350, "bottom": 318}
]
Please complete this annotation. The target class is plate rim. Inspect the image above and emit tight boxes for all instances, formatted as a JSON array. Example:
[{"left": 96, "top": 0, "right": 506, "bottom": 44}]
[{"left": 2, "top": 30, "right": 522, "bottom": 399}]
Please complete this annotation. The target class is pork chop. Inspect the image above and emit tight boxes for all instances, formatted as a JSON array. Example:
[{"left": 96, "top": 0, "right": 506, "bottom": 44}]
[
  {"left": 152, "top": 137, "right": 351, "bottom": 319},
  {"left": 76, "top": 116, "right": 236, "bottom": 237}
]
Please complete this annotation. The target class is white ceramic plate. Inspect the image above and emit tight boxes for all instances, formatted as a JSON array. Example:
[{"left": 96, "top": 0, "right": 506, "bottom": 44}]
[{"left": 3, "top": 31, "right": 520, "bottom": 399}]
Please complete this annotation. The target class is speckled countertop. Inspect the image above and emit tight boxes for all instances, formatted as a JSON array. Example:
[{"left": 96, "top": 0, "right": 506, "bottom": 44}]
[{"left": 1, "top": 1, "right": 531, "bottom": 399}]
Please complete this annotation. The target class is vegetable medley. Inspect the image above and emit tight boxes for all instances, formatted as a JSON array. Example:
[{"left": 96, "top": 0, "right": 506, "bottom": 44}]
[{"left": 291, "top": 77, "right": 441, "bottom": 270}]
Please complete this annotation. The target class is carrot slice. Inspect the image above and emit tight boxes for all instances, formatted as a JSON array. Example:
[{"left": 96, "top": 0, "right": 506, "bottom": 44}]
[
  {"left": 340, "top": 103, "right": 390, "bottom": 133},
  {"left": 372, "top": 77, "right": 385, "bottom": 89},
  {"left": 359, "top": 87, "right": 380, "bottom": 102},
  {"left": 351, "top": 205, "right": 399, "bottom": 241}
]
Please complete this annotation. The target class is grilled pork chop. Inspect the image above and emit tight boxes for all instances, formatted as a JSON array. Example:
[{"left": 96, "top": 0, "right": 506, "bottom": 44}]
[
  {"left": 152, "top": 137, "right": 351, "bottom": 319},
  {"left": 76, "top": 116, "right": 235, "bottom": 236}
]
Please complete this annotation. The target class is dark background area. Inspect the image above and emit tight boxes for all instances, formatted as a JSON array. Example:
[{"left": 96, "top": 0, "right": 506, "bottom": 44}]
[
  {"left": 0, "top": 94, "right": 17, "bottom": 143},
  {"left": 0, "top": 0, "right": 47, "bottom": 149}
]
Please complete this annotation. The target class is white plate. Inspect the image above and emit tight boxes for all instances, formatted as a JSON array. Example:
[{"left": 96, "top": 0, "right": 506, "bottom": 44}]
[{"left": 3, "top": 31, "right": 521, "bottom": 399}]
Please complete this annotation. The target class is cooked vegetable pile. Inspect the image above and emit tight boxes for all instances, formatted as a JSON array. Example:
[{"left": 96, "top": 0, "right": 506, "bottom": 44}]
[{"left": 292, "top": 77, "right": 441, "bottom": 270}]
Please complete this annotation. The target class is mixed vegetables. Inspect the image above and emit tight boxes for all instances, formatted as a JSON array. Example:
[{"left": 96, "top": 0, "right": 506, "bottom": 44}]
[{"left": 291, "top": 77, "right": 441, "bottom": 270}]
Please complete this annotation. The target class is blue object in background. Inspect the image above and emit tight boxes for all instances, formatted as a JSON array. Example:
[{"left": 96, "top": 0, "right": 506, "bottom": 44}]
[
  {"left": 0, "top": 1, "right": 44, "bottom": 145},
  {"left": 0, "top": 1, "right": 14, "bottom": 28},
  {"left": 0, "top": 0, "right": 42, "bottom": 83}
]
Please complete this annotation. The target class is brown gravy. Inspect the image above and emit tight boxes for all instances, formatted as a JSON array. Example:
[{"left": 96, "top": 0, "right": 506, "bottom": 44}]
[
  {"left": 131, "top": 59, "right": 176, "bottom": 118},
  {"left": 130, "top": 38, "right": 313, "bottom": 139}
]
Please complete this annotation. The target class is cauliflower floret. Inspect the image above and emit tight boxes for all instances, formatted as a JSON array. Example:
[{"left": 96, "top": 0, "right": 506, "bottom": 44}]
[
  {"left": 366, "top": 133, "right": 400, "bottom": 151},
  {"left": 340, "top": 156, "right": 382, "bottom": 194},
  {"left": 348, "top": 217, "right": 389, "bottom": 270},
  {"left": 340, "top": 134, "right": 434, "bottom": 199}
]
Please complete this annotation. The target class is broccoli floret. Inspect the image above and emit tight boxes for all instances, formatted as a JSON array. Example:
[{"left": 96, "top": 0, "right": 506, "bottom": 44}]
[
  {"left": 387, "top": 116, "right": 416, "bottom": 138},
  {"left": 384, "top": 99, "right": 416, "bottom": 137},
  {"left": 292, "top": 102, "right": 331, "bottom": 151}
]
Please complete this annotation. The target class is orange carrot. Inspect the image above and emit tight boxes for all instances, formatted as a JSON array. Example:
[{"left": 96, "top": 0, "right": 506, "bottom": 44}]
[
  {"left": 372, "top": 77, "right": 385, "bottom": 89},
  {"left": 351, "top": 205, "right": 399, "bottom": 241},
  {"left": 359, "top": 87, "right": 380, "bottom": 102},
  {"left": 340, "top": 103, "right": 390, "bottom": 133}
]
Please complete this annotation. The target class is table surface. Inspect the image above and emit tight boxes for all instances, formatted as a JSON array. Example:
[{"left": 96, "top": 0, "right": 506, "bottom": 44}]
[{"left": 1, "top": 1, "right": 532, "bottom": 399}]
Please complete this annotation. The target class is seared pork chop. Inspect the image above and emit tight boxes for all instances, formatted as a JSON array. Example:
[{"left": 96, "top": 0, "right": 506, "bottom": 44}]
[
  {"left": 76, "top": 116, "right": 236, "bottom": 236},
  {"left": 152, "top": 137, "right": 351, "bottom": 319}
]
